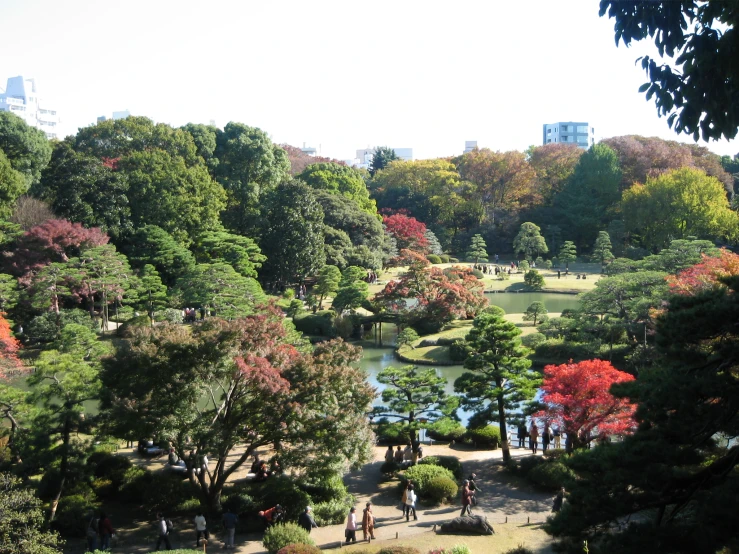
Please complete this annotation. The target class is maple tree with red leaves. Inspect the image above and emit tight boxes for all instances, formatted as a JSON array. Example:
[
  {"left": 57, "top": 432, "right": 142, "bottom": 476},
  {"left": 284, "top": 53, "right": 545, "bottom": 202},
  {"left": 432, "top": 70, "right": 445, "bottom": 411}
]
[
  {"left": 375, "top": 249, "right": 487, "bottom": 333},
  {"left": 383, "top": 213, "right": 429, "bottom": 252},
  {"left": 2, "top": 219, "right": 109, "bottom": 284},
  {"left": 100, "top": 157, "right": 120, "bottom": 170},
  {"left": 666, "top": 249, "right": 739, "bottom": 296},
  {"left": 0, "top": 312, "right": 22, "bottom": 380},
  {"left": 538, "top": 359, "right": 637, "bottom": 451}
]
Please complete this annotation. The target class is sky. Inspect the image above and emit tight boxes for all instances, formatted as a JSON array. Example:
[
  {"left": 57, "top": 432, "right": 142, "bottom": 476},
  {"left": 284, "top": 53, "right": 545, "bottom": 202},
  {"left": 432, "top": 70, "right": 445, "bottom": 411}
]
[{"left": 1, "top": 0, "right": 736, "bottom": 161}]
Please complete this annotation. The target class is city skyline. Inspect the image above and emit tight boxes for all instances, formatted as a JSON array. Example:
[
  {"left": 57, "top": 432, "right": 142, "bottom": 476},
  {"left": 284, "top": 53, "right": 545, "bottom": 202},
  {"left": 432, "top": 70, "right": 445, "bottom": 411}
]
[{"left": 1, "top": 0, "right": 736, "bottom": 160}]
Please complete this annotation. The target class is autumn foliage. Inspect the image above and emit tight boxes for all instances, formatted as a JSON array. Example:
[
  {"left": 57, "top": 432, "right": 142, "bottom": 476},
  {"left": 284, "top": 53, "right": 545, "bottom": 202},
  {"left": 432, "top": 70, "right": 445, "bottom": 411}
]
[
  {"left": 538, "top": 359, "right": 636, "bottom": 449},
  {"left": 666, "top": 249, "right": 739, "bottom": 295},
  {"left": 383, "top": 213, "right": 429, "bottom": 252},
  {"left": 0, "top": 313, "right": 22, "bottom": 379}
]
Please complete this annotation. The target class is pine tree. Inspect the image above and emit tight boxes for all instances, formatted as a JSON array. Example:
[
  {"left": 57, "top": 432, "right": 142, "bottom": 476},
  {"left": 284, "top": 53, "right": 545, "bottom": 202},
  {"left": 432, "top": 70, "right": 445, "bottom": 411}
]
[
  {"left": 558, "top": 241, "right": 577, "bottom": 273},
  {"left": 591, "top": 231, "right": 614, "bottom": 272},
  {"left": 513, "top": 222, "right": 549, "bottom": 262},
  {"left": 466, "top": 234, "right": 488, "bottom": 264}
]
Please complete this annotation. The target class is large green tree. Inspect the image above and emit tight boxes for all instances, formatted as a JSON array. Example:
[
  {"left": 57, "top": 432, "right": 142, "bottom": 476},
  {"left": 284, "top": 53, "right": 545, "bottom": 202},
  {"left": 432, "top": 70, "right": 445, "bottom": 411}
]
[
  {"left": 193, "top": 230, "right": 265, "bottom": 279},
  {"left": 299, "top": 162, "right": 376, "bottom": 215},
  {"left": 513, "top": 222, "right": 548, "bottom": 262},
  {"left": 591, "top": 230, "right": 614, "bottom": 272},
  {"left": 0, "top": 473, "right": 61, "bottom": 554},
  {"left": 466, "top": 234, "right": 488, "bottom": 264},
  {"left": 0, "top": 111, "right": 52, "bottom": 187},
  {"left": 214, "top": 123, "right": 290, "bottom": 235},
  {"left": 454, "top": 312, "right": 541, "bottom": 462},
  {"left": 600, "top": 0, "right": 739, "bottom": 141},
  {"left": 369, "top": 146, "right": 400, "bottom": 177},
  {"left": 313, "top": 265, "right": 341, "bottom": 310},
  {"left": 260, "top": 180, "right": 325, "bottom": 286},
  {"left": 101, "top": 315, "right": 374, "bottom": 510},
  {"left": 0, "top": 148, "right": 26, "bottom": 219},
  {"left": 622, "top": 167, "right": 739, "bottom": 252},
  {"left": 118, "top": 225, "right": 196, "bottom": 288}
]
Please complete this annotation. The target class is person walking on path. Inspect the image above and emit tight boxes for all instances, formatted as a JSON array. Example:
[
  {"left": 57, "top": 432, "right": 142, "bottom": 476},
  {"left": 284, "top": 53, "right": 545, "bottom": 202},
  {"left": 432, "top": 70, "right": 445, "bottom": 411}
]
[
  {"left": 194, "top": 511, "right": 209, "bottom": 548},
  {"left": 404, "top": 485, "right": 417, "bottom": 521},
  {"left": 345, "top": 507, "right": 357, "bottom": 544},
  {"left": 298, "top": 506, "right": 318, "bottom": 534},
  {"left": 85, "top": 512, "right": 99, "bottom": 552},
  {"left": 542, "top": 424, "right": 551, "bottom": 453},
  {"left": 468, "top": 473, "right": 481, "bottom": 506},
  {"left": 394, "top": 445, "right": 403, "bottom": 463},
  {"left": 529, "top": 422, "right": 540, "bottom": 454},
  {"left": 461, "top": 480, "right": 473, "bottom": 516},
  {"left": 222, "top": 508, "right": 238, "bottom": 549},
  {"left": 362, "top": 502, "right": 376, "bottom": 540},
  {"left": 385, "top": 445, "right": 394, "bottom": 464},
  {"left": 553, "top": 425, "right": 562, "bottom": 449},
  {"left": 552, "top": 487, "right": 566, "bottom": 512},
  {"left": 98, "top": 512, "right": 114, "bottom": 551},
  {"left": 155, "top": 513, "right": 172, "bottom": 551},
  {"left": 517, "top": 422, "right": 527, "bottom": 448}
]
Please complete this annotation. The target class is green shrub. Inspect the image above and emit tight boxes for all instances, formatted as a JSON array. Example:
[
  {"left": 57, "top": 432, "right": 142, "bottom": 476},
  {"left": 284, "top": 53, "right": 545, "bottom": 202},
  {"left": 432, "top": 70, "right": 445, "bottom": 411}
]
[
  {"left": 299, "top": 473, "right": 348, "bottom": 504},
  {"left": 427, "top": 254, "right": 442, "bottom": 264},
  {"left": 293, "top": 311, "right": 336, "bottom": 337},
  {"left": 482, "top": 305, "right": 506, "bottom": 317},
  {"left": 418, "top": 455, "right": 463, "bottom": 480},
  {"left": 512, "top": 455, "right": 545, "bottom": 477},
  {"left": 426, "top": 419, "right": 466, "bottom": 443},
  {"left": 471, "top": 269, "right": 484, "bottom": 279},
  {"left": 527, "top": 461, "right": 576, "bottom": 490},
  {"left": 276, "top": 545, "right": 323, "bottom": 554},
  {"left": 377, "top": 547, "right": 421, "bottom": 554},
  {"left": 524, "top": 269, "right": 545, "bottom": 290},
  {"left": 222, "top": 493, "right": 257, "bottom": 516},
  {"left": 439, "top": 255, "right": 450, "bottom": 263},
  {"left": 252, "top": 477, "right": 312, "bottom": 521},
  {"left": 263, "top": 522, "right": 315, "bottom": 554},
  {"left": 449, "top": 339, "right": 470, "bottom": 363},
  {"left": 519, "top": 260, "right": 530, "bottom": 271},
  {"left": 26, "top": 309, "right": 98, "bottom": 344},
  {"left": 87, "top": 452, "right": 132, "bottom": 489},
  {"left": 399, "top": 464, "right": 455, "bottom": 498},
  {"left": 119, "top": 466, "right": 152, "bottom": 502},
  {"left": 543, "top": 448, "right": 567, "bottom": 460},
  {"left": 543, "top": 259, "right": 553, "bottom": 269},
  {"left": 176, "top": 497, "right": 202, "bottom": 512},
  {"left": 156, "top": 308, "right": 184, "bottom": 323},
  {"left": 380, "top": 461, "right": 400, "bottom": 476},
  {"left": 448, "top": 257, "right": 459, "bottom": 263},
  {"left": 142, "top": 472, "right": 198, "bottom": 512},
  {"left": 91, "top": 478, "right": 115, "bottom": 499},
  {"left": 51, "top": 494, "right": 98, "bottom": 537},
  {"left": 286, "top": 299, "right": 305, "bottom": 318},
  {"left": 424, "top": 476, "right": 459, "bottom": 504},
  {"left": 93, "top": 550, "right": 203, "bottom": 554},
  {"left": 117, "top": 314, "right": 152, "bottom": 336},
  {"left": 374, "top": 419, "right": 410, "bottom": 445},
  {"left": 313, "top": 496, "right": 353, "bottom": 525},
  {"left": 446, "top": 545, "right": 472, "bottom": 554},
  {"left": 503, "top": 547, "right": 535, "bottom": 554},
  {"left": 498, "top": 270, "right": 510, "bottom": 281},
  {"left": 466, "top": 425, "right": 501, "bottom": 449},
  {"left": 521, "top": 332, "right": 546, "bottom": 349}
]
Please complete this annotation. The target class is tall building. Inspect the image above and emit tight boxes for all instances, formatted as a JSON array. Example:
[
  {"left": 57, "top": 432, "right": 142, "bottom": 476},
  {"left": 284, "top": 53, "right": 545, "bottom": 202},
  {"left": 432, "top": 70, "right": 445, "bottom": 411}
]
[
  {"left": 352, "top": 147, "right": 413, "bottom": 169},
  {"left": 542, "top": 122, "right": 594, "bottom": 149},
  {"left": 0, "top": 76, "right": 59, "bottom": 139},
  {"left": 464, "top": 140, "right": 478, "bottom": 153}
]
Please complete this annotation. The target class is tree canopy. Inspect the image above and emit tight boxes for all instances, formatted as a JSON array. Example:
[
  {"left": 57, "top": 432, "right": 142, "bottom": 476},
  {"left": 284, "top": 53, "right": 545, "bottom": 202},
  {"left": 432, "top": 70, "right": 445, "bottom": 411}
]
[
  {"left": 0, "top": 111, "right": 52, "bottom": 187},
  {"left": 299, "top": 162, "right": 376, "bottom": 216}
]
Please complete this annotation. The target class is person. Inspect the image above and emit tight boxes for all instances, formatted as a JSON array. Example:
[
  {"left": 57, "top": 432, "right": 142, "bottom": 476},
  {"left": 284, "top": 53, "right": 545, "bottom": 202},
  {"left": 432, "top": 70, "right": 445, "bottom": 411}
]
[
  {"left": 517, "top": 422, "right": 527, "bottom": 448},
  {"left": 259, "top": 505, "right": 283, "bottom": 527},
  {"left": 552, "top": 487, "right": 566, "bottom": 512},
  {"left": 385, "top": 445, "right": 394, "bottom": 464},
  {"left": 194, "top": 511, "right": 209, "bottom": 547},
  {"left": 394, "top": 445, "right": 403, "bottom": 463},
  {"left": 254, "top": 461, "right": 271, "bottom": 482},
  {"left": 86, "top": 511, "right": 99, "bottom": 552},
  {"left": 553, "top": 425, "right": 562, "bottom": 449},
  {"left": 460, "top": 480, "right": 473, "bottom": 516},
  {"left": 404, "top": 484, "right": 417, "bottom": 521},
  {"left": 97, "top": 512, "right": 114, "bottom": 551},
  {"left": 250, "top": 454, "right": 262, "bottom": 474},
  {"left": 222, "top": 508, "right": 238, "bottom": 549},
  {"left": 362, "top": 502, "right": 376, "bottom": 540},
  {"left": 403, "top": 443, "right": 413, "bottom": 464},
  {"left": 557, "top": 270, "right": 561, "bottom": 279},
  {"left": 155, "top": 513, "right": 172, "bottom": 551},
  {"left": 542, "top": 424, "right": 551, "bottom": 453},
  {"left": 345, "top": 507, "right": 357, "bottom": 544},
  {"left": 167, "top": 447, "right": 178, "bottom": 465},
  {"left": 468, "top": 473, "right": 481, "bottom": 501},
  {"left": 298, "top": 506, "right": 318, "bottom": 534},
  {"left": 529, "top": 422, "right": 539, "bottom": 454}
]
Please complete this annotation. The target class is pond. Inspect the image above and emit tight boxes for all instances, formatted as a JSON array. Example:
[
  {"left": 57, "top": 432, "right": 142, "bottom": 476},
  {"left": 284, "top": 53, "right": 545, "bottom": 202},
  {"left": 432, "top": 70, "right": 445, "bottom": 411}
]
[{"left": 484, "top": 291, "right": 580, "bottom": 314}]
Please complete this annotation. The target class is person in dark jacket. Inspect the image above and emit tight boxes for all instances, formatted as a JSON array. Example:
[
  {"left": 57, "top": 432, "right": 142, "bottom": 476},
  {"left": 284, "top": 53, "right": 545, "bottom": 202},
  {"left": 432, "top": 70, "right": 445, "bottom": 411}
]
[
  {"left": 298, "top": 506, "right": 318, "bottom": 534},
  {"left": 98, "top": 512, "right": 114, "bottom": 551}
]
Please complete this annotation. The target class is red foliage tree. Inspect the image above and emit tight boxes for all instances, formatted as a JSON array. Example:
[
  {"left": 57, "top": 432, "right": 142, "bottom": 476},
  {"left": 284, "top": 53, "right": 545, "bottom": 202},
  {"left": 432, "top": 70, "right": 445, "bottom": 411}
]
[
  {"left": 666, "top": 249, "right": 739, "bottom": 295},
  {"left": 383, "top": 213, "right": 428, "bottom": 252},
  {"left": 279, "top": 144, "right": 345, "bottom": 175},
  {"left": 0, "top": 313, "right": 23, "bottom": 380},
  {"left": 2, "top": 219, "right": 109, "bottom": 283},
  {"left": 538, "top": 359, "right": 637, "bottom": 451}
]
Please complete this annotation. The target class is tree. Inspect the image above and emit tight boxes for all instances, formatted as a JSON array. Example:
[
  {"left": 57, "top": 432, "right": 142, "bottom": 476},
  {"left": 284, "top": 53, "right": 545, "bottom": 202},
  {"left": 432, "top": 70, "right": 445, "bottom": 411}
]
[
  {"left": 260, "top": 180, "right": 326, "bottom": 286},
  {"left": 539, "top": 359, "right": 636, "bottom": 451},
  {"left": 29, "top": 324, "right": 109, "bottom": 520},
  {"left": 101, "top": 315, "right": 375, "bottom": 510},
  {"left": 118, "top": 225, "right": 196, "bottom": 288},
  {"left": 527, "top": 143, "right": 584, "bottom": 206},
  {"left": 466, "top": 234, "right": 488, "bottom": 264},
  {"left": 558, "top": 241, "right": 577, "bottom": 273},
  {"left": 666, "top": 249, "right": 739, "bottom": 296},
  {"left": 174, "top": 263, "right": 266, "bottom": 319},
  {"left": 0, "top": 111, "right": 52, "bottom": 187},
  {"left": 0, "top": 312, "right": 22, "bottom": 380},
  {"left": 331, "top": 266, "right": 369, "bottom": 314},
  {"left": 622, "top": 167, "right": 739, "bottom": 252},
  {"left": 9, "top": 195, "right": 54, "bottom": 231},
  {"left": 35, "top": 142, "right": 132, "bottom": 238},
  {"left": 424, "top": 230, "right": 443, "bottom": 256},
  {"left": 214, "top": 123, "right": 290, "bottom": 235},
  {"left": 523, "top": 269, "right": 545, "bottom": 290},
  {"left": 591, "top": 231, "right": 614, "bottom": 272},
  {"left": 383, "top": 212, "right": 428, "bottom": 252},
  {"left": 369, "top": 146, "right": 399, "bottom": 177},
  {"left": 0, "top": 472, "right": 62, "bottom": 554},
  {"left": 513, "top": 222, "right": 548, "bottom": 262},
  {"left": 0, "top": 148, "right": 27, "bottom": 219},
  {"left": 523, "top": 302, "right": 548, "bottom": 327},
  {"left": 193, "top": 230, "right": 265, "bottom": 279},
  {"left": 181, "top": 122, "right": 218, "bottom": 173},
  {"left": 600, "top": 1, "right": 739, "bottom": 141},
  {"left": 454, "top": 312, "right": 541, "bottom": 462},
  {"left": 313, "top": 265, "right": 341, "bottom": 310},
  {"left": 396, "top": 328, "right": 420, "bottom": 349},
  {"left": 374, "top": 365, "right": 458, "bottom": 459},
  {"left": 135, "top": 264, "right": 168, "bottom": 325},
  {"left": 298, "top": 162, "right": 376, "bottom": 215},
  {"left": 279, "top": 143, "right": 343, "bottom": 175}
]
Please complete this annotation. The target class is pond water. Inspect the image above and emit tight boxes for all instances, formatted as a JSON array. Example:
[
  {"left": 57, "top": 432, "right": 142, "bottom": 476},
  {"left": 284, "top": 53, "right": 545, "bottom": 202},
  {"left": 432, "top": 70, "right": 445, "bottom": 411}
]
[{"left": 484, "top": 291, "right": 580, "bottom": 314}]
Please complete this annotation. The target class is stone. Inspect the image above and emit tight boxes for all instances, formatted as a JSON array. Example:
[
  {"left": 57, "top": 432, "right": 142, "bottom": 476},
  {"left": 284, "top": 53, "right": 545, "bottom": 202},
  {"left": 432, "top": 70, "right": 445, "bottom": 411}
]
[{"left": 439, "top": 514, "right": 495, "bottom": 535}]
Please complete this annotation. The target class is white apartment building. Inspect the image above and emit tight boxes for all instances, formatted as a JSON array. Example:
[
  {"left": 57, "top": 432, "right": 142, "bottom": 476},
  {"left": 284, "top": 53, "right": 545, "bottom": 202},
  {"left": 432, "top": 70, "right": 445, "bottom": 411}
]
[
  {"left": 0, "top": 76, "right": 59, "bottom": 139},
  {"left": 464, "top": 140, "right": 478, "bottom": 153},
  {"left": 352, "top": 146, "right": 413, "bottom": 169},
  {"left": 543, "top": 122, "right": 594, "bottom": 150}
]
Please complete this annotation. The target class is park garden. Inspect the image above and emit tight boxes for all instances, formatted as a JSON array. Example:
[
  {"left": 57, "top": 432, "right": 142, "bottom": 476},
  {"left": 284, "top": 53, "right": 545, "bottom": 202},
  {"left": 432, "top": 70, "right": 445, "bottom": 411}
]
[{"left": 2, "top": 18, "right": 739, "bottom": 550}]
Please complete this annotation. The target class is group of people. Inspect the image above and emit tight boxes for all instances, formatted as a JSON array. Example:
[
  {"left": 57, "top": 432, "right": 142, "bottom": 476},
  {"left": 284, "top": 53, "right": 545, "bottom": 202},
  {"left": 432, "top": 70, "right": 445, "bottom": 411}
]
[
  {"left": 85, "top": 511, "right": 114, "bottom": 552},
  {"left": 386, "top": 443, "right": 423, "bottom": 466},
  {"left": 249, "top": 454, "right": 281, "bottom": 481},
  {"left": 516, "top": 421, "right": 562, "bottom": 454},
  {"left": 344, "top": 502, "right": 376, "bottom": 543},
  {"left": 182, "top": 306, "right": 206, "bottom": 322},
  {"left": 366, "top": 270, "right": 379, "bottom": 284}
]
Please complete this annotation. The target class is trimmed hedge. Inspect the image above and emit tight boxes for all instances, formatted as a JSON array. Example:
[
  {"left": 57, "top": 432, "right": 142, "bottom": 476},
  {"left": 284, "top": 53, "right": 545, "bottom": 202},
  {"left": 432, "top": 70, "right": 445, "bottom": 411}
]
[
  {"left": 466, "top": 425, "right": 501, "bottom": 449},
  {"left": 380, "top": 461, "right": 400, "bottom": 476},
  {"left": 374, "top": 419, "right": 411, "bottom": 445},
  {"left": 418, "top": 455, "right": 463, "bottom": 480},
  {"left": 482, "top": 305, "right": 506, "bottom": 317},
  {"left": 313, "top": 496, "right": 354, "bottom": 525},
  {"left": 399, "top": 464, "right": 455, "bottom": 498},
  {"left": 449, "top": 339, "right": 470, "bottom": 363},
  {"left": 276, "top": 545, "right": 323, "bottom": 554},
  {"left": 424, "top": 476, "right": 459, "bottom": 504},
  {"left": 263, "top": 523, "right": 315, "bottom": 554},
  {"left": 527, "top": 461, "right": 576, "bottom": 490},
  {"left": 293, "top": 311, "right": 336, "bottom": 337},
  {"left": 427, "top": 254, "right": 442, "bottom": 264},
  {"left": 252, "top": 477, "right": 312, "bottom": 521},
  {"left": 426, "top": 418, "right": 466, "bottom": 443},
  {"left": 508, "top": 455, "right": 545, "bottom": 477},
  {"left": 377, "top": 547, "right": 422, "bottom": 554},
  {"left": 503, "top": 548, "right": 535, "bottom": 554}
]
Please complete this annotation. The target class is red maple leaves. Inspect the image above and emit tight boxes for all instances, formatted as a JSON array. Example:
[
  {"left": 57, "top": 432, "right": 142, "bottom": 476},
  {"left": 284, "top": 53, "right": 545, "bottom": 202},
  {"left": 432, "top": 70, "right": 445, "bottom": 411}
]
[
  {"left": 383, "top": 213, "right": 429, "bottom": 252},
  {"left": 666, "top": 249, "right": 739, "bottom": 295}
]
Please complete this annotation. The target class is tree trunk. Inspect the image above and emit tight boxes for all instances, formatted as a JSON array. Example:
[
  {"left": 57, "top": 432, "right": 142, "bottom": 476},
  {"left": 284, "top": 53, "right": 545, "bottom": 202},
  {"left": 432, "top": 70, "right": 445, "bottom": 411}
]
[
  {"left": 50, "top": 414, "right": 72, "bottom": 522},
  {"left": 496, "top": 381, "right": 510, "bottom": 462}
]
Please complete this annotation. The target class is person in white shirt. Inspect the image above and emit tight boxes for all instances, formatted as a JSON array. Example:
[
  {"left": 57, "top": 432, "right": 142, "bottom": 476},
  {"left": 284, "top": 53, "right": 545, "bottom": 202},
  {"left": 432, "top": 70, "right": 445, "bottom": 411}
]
[
  {"left": 344, "top": 507, "right": 357, "bottom": 543},
  {"left": 403, "top": 443, "right": 413, "bottom": 464},
  {"left": 193, "top": 511, "right": 209, "bottom": 547},
  {"left": 404, "top": 484, "right": 417, "bottom": 521}
]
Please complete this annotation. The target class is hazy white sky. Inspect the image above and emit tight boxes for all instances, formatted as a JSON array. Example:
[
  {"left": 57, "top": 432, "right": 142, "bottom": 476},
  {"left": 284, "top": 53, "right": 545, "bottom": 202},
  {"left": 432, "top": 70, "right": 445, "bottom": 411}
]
[{"left": 1, "top": 0, "right": 736, "bottom": 160}]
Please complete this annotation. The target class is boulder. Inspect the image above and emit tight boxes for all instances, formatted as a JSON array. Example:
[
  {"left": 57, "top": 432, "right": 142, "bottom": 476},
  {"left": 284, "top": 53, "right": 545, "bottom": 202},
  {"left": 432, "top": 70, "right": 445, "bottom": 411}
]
[{"left": 439, "top": 514, "right": 494, "bottom": 535}]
